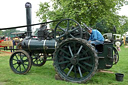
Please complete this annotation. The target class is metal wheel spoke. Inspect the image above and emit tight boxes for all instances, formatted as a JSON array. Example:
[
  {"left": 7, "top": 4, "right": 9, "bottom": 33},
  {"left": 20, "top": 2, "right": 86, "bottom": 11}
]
[
  {"left": 74, "top": 65, "right": 77, "bottom": 78},
  {"left": 58, "top": 61, "right": 70, "bottom": 65},
  {"left": 19, "top": 53, "right": 22, "bottom": 59},
  {"left": 32, "top": 57, "right": 36, "bottom": 59},
  {"left": 77, "top": 45, "right": 83, "bottom": 55},
  {"left": 16, "top": 65, "right": 20, "bottom": 70},
  {"left": 67, "top": 19, "right": 69, "bottom": 30},
  {"left": 69, "top": 27, "right": 77, "bottom": 33},
  {"left": 22, "top": 63, "right": 26, "bottom": 70},
  {"left": 67, "top": 65, "right": 74, "bottom": 76},
  {"left": 57, "top": 33, "right": 65, "bottom": 40},
  {"left": 13, "top": 63, "right": 18, "bottom": 65},
  {"left": 83, "top": 62, "right": 93, "bottom": 67},
  {"left": 68, "top": 46, "right": 74, "bottom": 57},
  {"left": 39, "top": 59, "right": 42, "bottom": 63},
  {"left": 58, "top": 26, "right": 65, "bottom": 32},
  {"left": 78, "top": 63, "right": 89, "bottom": 72},
  {"left": 21, "top": 55, "right": 25, "bottom": 60},
  {"left": 60, "top": 49, "right": 70, "bottom": 56},
  {"left": 23, "top": 59, "right": 28, "bottom": 62},
  {"left": 13, "top": 59, "right": 18, "bottom": 61},
  {"left": 81, "top": 49, "right": 89, "bottom": 55},
  {"left": 19, "top": 65, "right": 21, "bottom": 72},
  {"left": 15, "top": 55, "right": 19, "bottom": 60},
  {"left": 69, "top": 34, "right": 75, "bottom": 38},
  {"left": 24, "top": 64, "right": 28, "bottom": 66},
  {"left": 62, "top": 63, "right": 72, "bottom": 70},
  {"left": 32, "top": 55, "right": 37, "bottom": 59},
  {"left": 79, "top": 56, "right": 91, "bottom": 61},
  {"left": 36, "top": 60, "right": 38, "bottom": 64},
  {"left": 62, "top": 55, "right": 70, "bottom": 60},
  {"left": 73, "top": 42, "right": 76, "bottom": 53},
  {"left": 33, "top": 59, "right": 37, "bottom": 63},
  {"left": 78, "top": 66, "right": 83, "bottom": 77}
]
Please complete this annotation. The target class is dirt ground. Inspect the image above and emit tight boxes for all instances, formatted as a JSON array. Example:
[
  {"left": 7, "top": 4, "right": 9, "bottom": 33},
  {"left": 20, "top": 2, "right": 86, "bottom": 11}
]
[{"left": 0, "top": 50, "right": 12, "bottom": 57}]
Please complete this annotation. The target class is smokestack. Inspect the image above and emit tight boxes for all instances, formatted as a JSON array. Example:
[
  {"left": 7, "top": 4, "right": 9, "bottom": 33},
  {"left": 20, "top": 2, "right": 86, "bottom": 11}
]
[{"left": 25, "top": 2, "right": 32, "bottom": 37}]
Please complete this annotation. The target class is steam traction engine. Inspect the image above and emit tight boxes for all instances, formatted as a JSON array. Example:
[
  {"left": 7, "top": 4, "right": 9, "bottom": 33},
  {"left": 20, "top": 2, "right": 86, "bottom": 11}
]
[{"left": 1, "top": 2, "right": 119, "bottom": 83}]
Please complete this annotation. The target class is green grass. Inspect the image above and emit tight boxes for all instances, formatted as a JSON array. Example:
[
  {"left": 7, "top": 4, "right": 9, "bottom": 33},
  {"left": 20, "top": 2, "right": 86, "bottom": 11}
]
[{"left": 0, "top": 45, "right": 128, "bottom": 85}]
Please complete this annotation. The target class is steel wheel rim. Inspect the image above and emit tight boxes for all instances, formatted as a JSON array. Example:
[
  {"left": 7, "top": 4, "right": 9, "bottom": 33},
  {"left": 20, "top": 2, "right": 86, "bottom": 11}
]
[
  {"left": 54, "top": 19, "right": 82, "bottom": 42},
  {"left": 54, "top": 38, "right": 98, "bottom": 82},
  {"left": 10, "top": 50, "right": 31, "bottom": 74},
  {"left": 113, "top": 47, "right": 119, "bottom": 65}
]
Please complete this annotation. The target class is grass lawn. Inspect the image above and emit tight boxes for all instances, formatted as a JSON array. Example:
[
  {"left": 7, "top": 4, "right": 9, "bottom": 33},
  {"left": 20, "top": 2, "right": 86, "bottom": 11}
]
[{"left": 0, "top": 45, "right": 128, "bottom": 85}]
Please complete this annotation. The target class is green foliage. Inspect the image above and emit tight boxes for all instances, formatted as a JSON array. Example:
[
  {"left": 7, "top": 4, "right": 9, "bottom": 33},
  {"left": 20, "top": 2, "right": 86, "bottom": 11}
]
[
  {"left": 93, "top": 14, "right": 121, "bottom": 34},
  {"left": 119, "top": 16, "right": 128, "bottom": 34},
  {"left": 36, "top": 0, "right": 127, "bottom": 34},
  {"left": 1, "top": 29, "right": 19, "bottom": 38},
  {"left": 0, "top": 31, "right": 2, "bottom": 35}
]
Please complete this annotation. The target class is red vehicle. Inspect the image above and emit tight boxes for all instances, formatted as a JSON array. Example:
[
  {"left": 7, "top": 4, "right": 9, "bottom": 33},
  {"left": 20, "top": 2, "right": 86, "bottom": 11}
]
[
  {"left": 0, "top": 36, "right": 5, "bottom": 47},
  {"left": 0, "top": 40, "right": 5, "bottom": 47}
]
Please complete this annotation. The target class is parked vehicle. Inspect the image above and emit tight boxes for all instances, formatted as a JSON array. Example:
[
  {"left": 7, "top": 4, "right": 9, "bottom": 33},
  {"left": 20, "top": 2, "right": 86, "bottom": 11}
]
[
  {"left": 103, "top": 33, "right": 123, "bottom": 46},
  {"left": 125, "top": 36, "right": 128, "bottom": 43}
]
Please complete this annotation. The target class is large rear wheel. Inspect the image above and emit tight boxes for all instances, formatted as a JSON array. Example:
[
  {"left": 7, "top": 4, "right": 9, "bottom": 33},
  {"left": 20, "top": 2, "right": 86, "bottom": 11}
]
[{"left": 53, "top": 38, "right": 98, "bottom": 83}]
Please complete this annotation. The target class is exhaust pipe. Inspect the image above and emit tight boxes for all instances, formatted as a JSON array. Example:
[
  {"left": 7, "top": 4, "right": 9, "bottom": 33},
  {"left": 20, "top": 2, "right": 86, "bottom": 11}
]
[{"left": 25, "top": 2, "right": 32, "bottom": 37}]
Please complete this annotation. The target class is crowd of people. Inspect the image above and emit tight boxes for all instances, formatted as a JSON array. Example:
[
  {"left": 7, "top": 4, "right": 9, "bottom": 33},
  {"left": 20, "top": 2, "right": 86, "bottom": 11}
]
[{"left": 0, "top": 36, "right": 15, "bottom": 52}]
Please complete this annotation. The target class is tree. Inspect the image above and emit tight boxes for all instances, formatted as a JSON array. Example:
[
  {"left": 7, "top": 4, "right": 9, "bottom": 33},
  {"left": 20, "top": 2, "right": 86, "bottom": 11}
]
[
  {"left": 2, "top": 29, "right": 18, "bottom": 37},
  {"left": 36, "top": 0, "right": 127, "bottom": 33},
  {"left": 93, "top": 14, "right": 121, "bottom": 34},
  {"left": 0, "top": 31, "right": 2, "bottom": 35},
  {"left": 119, "top": 16, "right": 128, "bottom": 34}
]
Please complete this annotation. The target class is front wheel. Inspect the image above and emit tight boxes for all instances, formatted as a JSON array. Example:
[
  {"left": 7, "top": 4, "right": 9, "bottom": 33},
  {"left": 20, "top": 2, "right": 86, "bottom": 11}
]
[{"left": 9, "top": 50, "right": 32, "bottom": 74}]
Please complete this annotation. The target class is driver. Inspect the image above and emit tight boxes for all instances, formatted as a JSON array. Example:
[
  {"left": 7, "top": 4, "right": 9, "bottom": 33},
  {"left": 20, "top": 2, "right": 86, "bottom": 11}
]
[{"left": 87, "top": 27, "right": 104, "bottom": 45}]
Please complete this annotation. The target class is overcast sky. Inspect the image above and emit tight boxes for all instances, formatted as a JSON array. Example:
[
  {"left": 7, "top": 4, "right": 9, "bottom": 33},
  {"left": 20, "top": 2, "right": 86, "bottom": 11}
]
[
  {"left": 0, "top": 0, "right": 50, "bottom": 31},
  {"left": 0, "top": 0, "right": 128, "bottom": 31}
]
